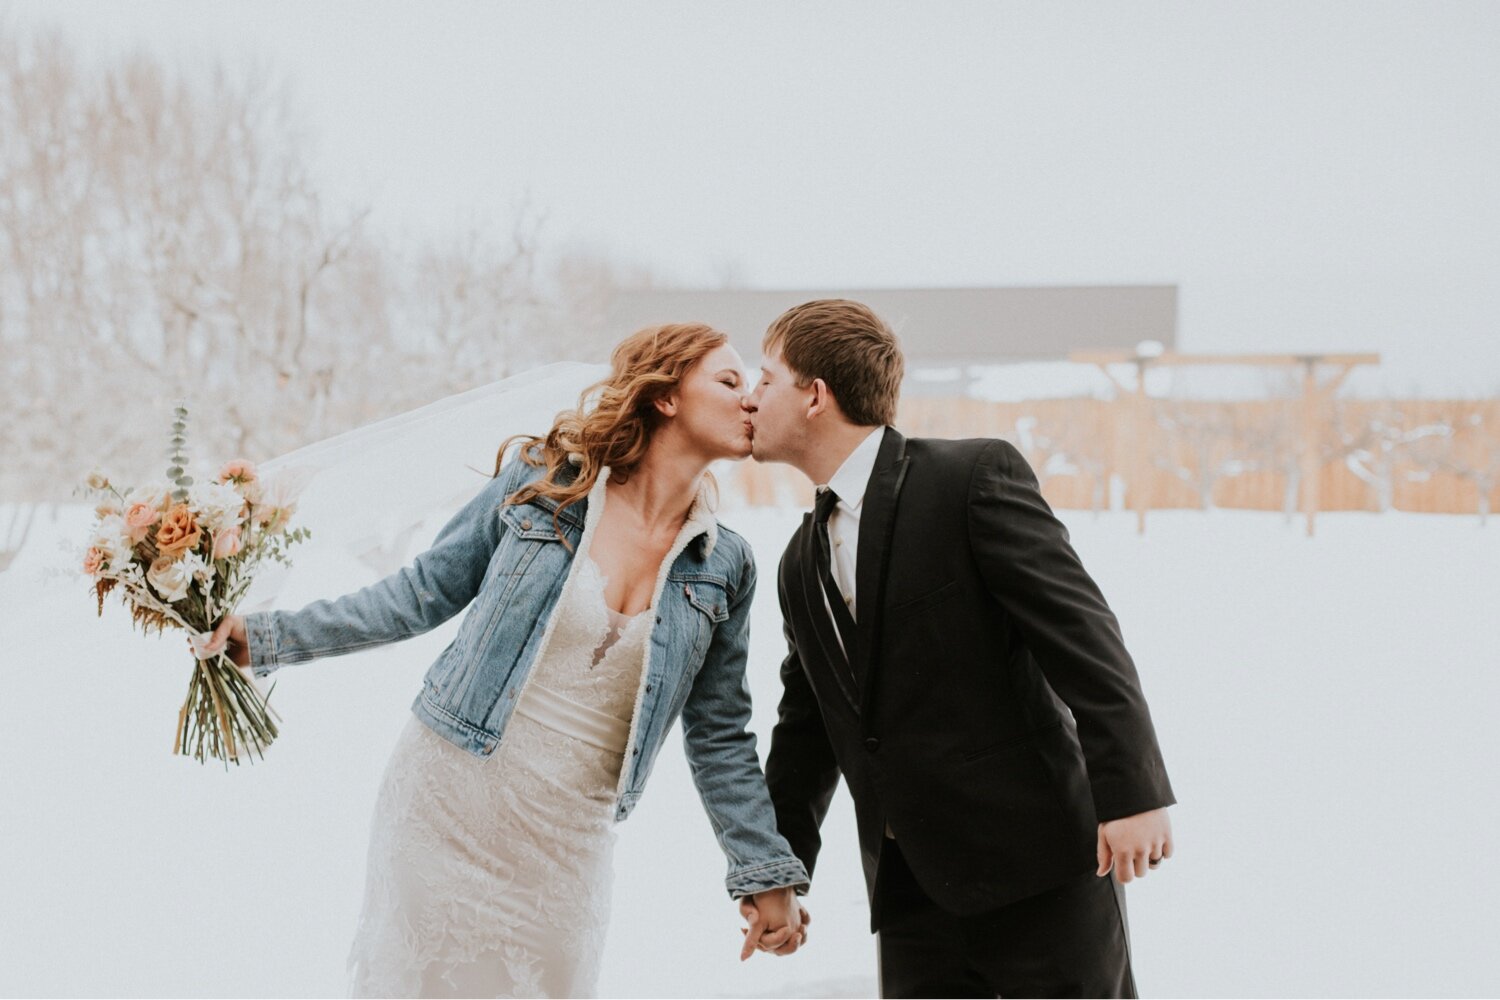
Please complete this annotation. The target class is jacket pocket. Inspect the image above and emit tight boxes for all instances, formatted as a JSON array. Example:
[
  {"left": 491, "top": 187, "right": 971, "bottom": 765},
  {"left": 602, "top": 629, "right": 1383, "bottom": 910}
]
[
  {"left": 682, "top": 580, "right": 730, "bottom": 623},
  {"left": 888, "top": 578, "right": 959, "bottom": 621},
  {"left": 963, "top": 721, "right": 1063, "bottom": 762},
  {"left": 499, "top": 504, "right": 568, "bottom": 542}
]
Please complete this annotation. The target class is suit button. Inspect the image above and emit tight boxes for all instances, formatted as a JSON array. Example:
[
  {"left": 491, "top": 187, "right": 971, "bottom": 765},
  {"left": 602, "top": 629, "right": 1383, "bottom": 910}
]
[{"left": 864, "top": 737, "right": 880, "bottom": 753}]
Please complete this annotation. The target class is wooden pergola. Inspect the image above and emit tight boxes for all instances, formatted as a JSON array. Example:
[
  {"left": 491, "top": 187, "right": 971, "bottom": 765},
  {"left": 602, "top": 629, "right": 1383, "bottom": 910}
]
[{"left": 1069, "top": 351, "right": 1381, "bottom": 536}]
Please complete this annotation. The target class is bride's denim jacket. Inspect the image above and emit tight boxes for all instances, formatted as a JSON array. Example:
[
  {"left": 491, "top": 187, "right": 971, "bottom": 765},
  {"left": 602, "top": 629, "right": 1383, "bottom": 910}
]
[{"left": 244, "top": 455, "right": 809, "bottom": 898}]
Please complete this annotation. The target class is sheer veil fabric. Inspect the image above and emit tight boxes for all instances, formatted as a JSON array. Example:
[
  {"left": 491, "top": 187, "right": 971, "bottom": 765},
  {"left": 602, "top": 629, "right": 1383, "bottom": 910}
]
[{"left": 245, "top": 362, "right": 609, "bottom": 608}]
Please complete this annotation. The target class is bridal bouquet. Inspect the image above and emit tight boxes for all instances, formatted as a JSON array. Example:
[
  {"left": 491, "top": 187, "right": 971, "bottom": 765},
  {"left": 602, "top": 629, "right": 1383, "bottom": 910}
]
[{"left": 81, "top": 405, "right": 309, "bottom": 766}]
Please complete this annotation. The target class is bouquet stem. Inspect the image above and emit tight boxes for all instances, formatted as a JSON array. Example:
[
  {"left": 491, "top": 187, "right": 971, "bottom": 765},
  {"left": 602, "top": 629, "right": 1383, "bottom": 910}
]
[{"left": 174, "top": 653, "right": 281, "bottom": 767}]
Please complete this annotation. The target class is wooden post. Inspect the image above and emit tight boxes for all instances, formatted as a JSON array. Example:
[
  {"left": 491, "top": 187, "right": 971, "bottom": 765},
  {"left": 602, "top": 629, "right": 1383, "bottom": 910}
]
[
  {"left": 1300, "top": 359, "right": 1321, "bottom": 537},
  {"left": 1092, "top": 362, "right": 1137, "bottom": 529},
  {"left": 1068, "top": 350, "right": 1379, "bottom": 533},
  {"left": 1134, "top": 360, "right": 1149, "bottom": 535}
]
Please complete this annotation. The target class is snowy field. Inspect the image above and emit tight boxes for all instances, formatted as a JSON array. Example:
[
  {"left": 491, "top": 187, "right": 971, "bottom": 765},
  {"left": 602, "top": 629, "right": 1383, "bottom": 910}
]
[{"left": 1, "top": 503, "right": 1497, "bottom": 998}]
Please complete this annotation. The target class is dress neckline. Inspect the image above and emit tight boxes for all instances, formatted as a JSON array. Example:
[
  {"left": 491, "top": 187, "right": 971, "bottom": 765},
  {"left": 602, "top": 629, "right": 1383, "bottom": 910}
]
[{"left": 585, "top": 554, "right": 650, "bottom": 620}]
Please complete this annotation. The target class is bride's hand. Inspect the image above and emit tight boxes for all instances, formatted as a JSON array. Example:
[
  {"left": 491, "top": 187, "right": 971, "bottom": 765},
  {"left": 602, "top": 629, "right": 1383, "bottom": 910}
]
[{"left": 199, "top": 614, "right": 251, "bottom": 669}]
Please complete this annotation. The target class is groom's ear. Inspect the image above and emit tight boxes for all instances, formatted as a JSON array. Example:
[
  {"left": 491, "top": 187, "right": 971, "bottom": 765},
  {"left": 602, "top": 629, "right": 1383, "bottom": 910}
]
[{"left": 807, "top": 378, "right": 837, "bottom": 419}]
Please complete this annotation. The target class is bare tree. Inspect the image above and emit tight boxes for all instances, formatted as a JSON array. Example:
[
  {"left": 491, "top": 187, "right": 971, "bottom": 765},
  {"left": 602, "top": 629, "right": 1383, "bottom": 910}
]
[
  {"left": 1324, "top": 402, "right": 1450, "bottom": 512},
  {"left": 1149, "top": 399, "right": 1276, "bottom": 511},
  {"left": 1405, "top": 407, "right": 1500, "bottom": 525},
  {"left": 0, "top": 29, "right": 580, "bottom": 512},
  {"left": 1014, "top": 408, "right": 1112, "bottom": 515}
]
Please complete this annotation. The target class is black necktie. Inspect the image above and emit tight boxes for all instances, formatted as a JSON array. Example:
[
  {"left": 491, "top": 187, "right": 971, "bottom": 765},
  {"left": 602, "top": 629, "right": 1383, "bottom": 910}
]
[{"left": 813, "top": 486, "right": 858, "bottom": 670}]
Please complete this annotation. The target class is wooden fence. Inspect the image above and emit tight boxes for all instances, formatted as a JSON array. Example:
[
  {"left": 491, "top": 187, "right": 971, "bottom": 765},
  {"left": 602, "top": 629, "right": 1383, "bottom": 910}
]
[{"left": 732, "top": 396, "right": 1500, "bottom": 532}]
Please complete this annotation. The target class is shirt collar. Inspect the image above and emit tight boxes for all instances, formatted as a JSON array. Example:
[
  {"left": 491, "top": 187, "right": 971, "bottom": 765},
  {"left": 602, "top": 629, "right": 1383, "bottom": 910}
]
[{"left": 822, "top": 426, "right": 887, "bottom": 512}]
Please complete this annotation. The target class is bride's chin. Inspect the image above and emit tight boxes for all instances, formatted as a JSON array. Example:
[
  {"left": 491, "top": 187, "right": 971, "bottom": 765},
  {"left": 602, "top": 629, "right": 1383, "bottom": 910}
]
[{"left": 722, "top": 438, "right": 754, "bottom": 461}]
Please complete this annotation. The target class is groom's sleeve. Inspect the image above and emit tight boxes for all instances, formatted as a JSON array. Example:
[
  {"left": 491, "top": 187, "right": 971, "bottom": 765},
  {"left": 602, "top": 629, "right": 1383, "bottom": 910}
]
[
  {"left": 967, "top": 439, "right": 1175, "bottom": 823},
  {"left": 764, "top": 552, "right": 842, "bottom": 885}
]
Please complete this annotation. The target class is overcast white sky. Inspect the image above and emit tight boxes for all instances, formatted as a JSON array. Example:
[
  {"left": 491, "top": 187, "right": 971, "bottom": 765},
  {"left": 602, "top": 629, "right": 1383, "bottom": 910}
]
[{"left": 7, "top": 1, "right": 1499, "bottom": 391}]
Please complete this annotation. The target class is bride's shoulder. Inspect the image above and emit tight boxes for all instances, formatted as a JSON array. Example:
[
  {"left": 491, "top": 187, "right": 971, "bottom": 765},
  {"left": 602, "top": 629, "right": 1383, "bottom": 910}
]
[
  {"left": 708, "top": 521, "right": 757, "bottom": 586},
  {"left": 492, "top": 450, "right": 567, "bottom": 495}
]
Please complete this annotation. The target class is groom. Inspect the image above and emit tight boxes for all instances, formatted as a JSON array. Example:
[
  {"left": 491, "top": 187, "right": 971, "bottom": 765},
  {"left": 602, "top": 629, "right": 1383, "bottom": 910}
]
[{"left": 742, "top": 299, "right": 1176, "bottom": 997}]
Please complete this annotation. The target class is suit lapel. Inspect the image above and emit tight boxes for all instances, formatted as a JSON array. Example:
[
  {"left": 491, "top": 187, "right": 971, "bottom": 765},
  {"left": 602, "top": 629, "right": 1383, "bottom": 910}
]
[
  {"left": 796, "top": 513, "right": 861, "bottom": 712},
  {"left": 853, "top": 427, "right": 910, "bottom": 712}
]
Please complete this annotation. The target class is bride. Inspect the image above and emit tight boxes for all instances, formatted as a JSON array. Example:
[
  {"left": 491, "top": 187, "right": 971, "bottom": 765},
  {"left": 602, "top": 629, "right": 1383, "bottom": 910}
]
[{"left": 206, "top": 323, "right": 810, "bottom": 997}]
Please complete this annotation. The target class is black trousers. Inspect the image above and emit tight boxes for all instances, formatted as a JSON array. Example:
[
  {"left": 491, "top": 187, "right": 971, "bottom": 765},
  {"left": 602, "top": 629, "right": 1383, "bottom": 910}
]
[{"left": 875, "top": 839, "right": 1137, "bottom": 999}]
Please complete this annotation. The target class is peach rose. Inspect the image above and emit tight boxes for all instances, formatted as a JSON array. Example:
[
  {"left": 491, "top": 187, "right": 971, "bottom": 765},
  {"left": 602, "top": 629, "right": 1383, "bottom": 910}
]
[
  {"left": 124, "top": 502, "right": 160, "bottom": 543},
  {"left": 212, "top": 526, "right": 243, "bottom": 559},
  {"left": 83, "top": 547, "right": 105, "bottom": 576},
  {"left": 155, "top": 503, "right": 202, "bottom": 556}
]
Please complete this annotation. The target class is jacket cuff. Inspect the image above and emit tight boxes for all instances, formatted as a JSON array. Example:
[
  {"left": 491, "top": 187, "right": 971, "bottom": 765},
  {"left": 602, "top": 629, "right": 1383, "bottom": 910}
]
[
  {"left": 244, "top": 611, "right": 282, "bottom": 679},
  {"left": 1091, "top": 762, "right": 1177, "bottom": 823},
  {"left": 725, "top": 857, "right": 811, "bottom": 899}
]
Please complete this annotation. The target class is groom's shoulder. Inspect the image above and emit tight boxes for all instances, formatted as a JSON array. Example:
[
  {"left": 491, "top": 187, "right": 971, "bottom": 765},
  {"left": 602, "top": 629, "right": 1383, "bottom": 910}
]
[{"left": 903, "top": 433, "right": 1011, "bottom": 473}]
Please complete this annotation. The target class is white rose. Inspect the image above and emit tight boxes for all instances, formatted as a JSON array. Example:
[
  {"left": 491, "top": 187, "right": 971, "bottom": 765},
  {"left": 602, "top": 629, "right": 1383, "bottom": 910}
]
[
  {"left": 147, "top": 556, "right": 192, "bottom": 603},
  {"left": 92, "top": 514, "right": 136, "bottom": 570},
  {"left": 190, "top": 482, "right": 248, "bottom": 533}
]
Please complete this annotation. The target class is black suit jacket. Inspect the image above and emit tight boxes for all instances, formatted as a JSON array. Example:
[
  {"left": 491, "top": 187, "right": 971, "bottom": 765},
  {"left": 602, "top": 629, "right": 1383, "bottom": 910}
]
[{"left": 764, "top": 427, "right": 1175, "bottom": 928}]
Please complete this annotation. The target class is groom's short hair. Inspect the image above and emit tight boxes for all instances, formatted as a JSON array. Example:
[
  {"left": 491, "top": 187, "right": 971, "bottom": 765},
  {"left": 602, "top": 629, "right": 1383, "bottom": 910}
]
[{"left": 763, "top": 299, "right": 904, "bottom": 426}]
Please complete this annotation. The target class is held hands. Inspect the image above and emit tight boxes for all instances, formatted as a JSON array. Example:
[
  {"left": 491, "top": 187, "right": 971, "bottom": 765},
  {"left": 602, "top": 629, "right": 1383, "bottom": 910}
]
[
  {"left": 737, "top": 887, "right": 810, "bottom": 960},
  {"left": 1096, "top": 806, "right": 1173, "bottom": 883}
]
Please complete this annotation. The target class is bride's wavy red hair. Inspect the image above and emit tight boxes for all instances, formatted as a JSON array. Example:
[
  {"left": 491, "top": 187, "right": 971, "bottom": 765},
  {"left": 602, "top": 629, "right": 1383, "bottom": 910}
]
[{"left": 494, "top": 323, "right": 729, "bottom": 541}]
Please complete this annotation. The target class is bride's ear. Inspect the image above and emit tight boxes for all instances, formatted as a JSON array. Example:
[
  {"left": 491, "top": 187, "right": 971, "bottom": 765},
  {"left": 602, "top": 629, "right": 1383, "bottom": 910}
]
[{"left": 653, "top": 393, "right": 679, "bottom": 418}]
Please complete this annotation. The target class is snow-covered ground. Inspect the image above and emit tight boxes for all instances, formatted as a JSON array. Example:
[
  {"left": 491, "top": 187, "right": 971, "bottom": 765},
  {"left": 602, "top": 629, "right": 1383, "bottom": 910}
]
[{"left": 1, "top": 503, "right": 1497, "bottom": 997}]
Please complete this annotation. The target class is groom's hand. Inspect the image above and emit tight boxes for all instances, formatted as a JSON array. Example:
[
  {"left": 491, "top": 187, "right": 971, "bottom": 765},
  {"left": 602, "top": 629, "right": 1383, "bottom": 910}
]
[
  {"left": 1097, "top": 807, "right": 1173, "bottom": 883},
  {"left": 738, "top": 888, "right": 810, "bottom": 960}
]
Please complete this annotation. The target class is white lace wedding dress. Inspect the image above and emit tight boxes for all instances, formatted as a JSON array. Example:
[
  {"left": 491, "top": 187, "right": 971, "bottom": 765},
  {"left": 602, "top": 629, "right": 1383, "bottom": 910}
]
[{"left": 346, "top": 551, "right": 653, "bottom": 998}]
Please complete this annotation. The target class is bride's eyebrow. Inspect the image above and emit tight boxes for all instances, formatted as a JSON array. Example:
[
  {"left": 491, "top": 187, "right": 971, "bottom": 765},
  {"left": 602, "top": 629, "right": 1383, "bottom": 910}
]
[{"left": 715, "top": 369, "right": 742, "bottom": 383}]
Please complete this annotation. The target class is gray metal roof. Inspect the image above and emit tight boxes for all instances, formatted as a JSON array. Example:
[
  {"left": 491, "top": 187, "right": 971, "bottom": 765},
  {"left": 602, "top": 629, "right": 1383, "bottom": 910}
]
[{"left": 603, "top": 285, "right": 1177, "bottom": 365}]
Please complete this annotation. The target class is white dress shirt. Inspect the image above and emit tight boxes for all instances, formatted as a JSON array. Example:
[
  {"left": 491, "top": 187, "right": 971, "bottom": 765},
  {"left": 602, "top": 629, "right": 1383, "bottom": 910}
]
[{"left": 817, "top": 426, "right": 886, "bottom": 647}]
